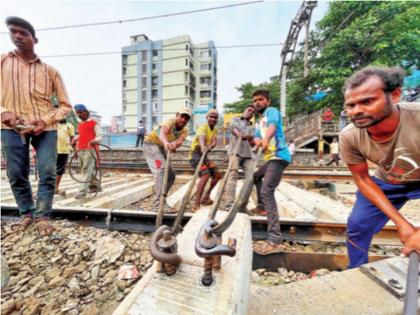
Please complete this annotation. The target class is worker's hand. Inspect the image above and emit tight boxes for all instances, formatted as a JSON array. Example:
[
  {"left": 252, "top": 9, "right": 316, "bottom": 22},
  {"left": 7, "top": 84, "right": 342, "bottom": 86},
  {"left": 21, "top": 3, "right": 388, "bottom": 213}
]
[
  {"left": 261, "top": 139, "right": 269, "bottom": 152},
  {"left": 165, "top": 142, "right": 177, "bottom": 151},
  {"left": 254, "top": 139, "right": 262, "bottom": 148},
  {"left": 397, "top": 221, "right": 416, "bottom": 244},
  {"left": 401, "top": 230, "right": 420, "bottom": 256},
  {"left": 1, "top": 111, "right": 21, "bottom": 128},
  {"left": 29, "top": 119, "right": 47, "bottom": 136}
]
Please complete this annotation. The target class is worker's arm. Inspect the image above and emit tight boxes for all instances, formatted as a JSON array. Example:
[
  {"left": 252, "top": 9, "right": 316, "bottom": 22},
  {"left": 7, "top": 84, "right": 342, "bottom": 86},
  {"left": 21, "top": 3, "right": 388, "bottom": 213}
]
[
  {"left": 90, "top": 123, "right": 102, "bottom": 145},
  {"left": 261, "top": 124, "right": 276, "bottom": 152},
  {"left": 347, "top": 162, "right": 416, "bottom": 243},
  {"left": 159, "top": 126, "right": 176, "bottom": 151},
  {"left": 199, "top": 134, "right": 209, "bottom": 152},
  {"left": 33, "top": 70, "right": 72, "bottom": 135}
]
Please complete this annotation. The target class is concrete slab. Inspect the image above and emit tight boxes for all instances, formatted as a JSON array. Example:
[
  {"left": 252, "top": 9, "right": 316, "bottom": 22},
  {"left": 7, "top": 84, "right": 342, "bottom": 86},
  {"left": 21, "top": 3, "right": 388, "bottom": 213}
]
[
  {"left": 114, "top": 209, "right": 252, "bottom": 315},
  {"left": 329, "top": 182, "right": 357, "bottom": 194},
  {"left": 249, "top": 257, "right": 419, "bottom": 315}
]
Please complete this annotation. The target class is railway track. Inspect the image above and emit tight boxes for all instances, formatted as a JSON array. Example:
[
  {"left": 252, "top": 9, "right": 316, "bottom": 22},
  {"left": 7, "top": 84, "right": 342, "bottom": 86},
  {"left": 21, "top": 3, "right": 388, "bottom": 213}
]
[
  {"left": 96, "top": 163, "right": 354, "bottom": 180},
  {"left": 0, "top": 203, "right": 400, "bottom": 246}
]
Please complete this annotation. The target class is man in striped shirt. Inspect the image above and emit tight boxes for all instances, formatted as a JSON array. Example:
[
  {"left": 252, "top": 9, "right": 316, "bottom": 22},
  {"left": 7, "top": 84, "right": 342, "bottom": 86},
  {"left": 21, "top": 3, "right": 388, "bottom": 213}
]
[{"left": 1, "top": 17, "right": 71, "bottom": 236}]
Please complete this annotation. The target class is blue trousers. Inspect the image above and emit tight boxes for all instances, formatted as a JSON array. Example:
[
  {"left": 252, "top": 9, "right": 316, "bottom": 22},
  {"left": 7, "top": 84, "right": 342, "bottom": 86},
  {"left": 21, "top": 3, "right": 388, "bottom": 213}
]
[
  {"left": 1, "top": 129, "right": 57, "bottom": 218},
  {"left": 347, "top": 177, "right": 420, "bottom": 268}
]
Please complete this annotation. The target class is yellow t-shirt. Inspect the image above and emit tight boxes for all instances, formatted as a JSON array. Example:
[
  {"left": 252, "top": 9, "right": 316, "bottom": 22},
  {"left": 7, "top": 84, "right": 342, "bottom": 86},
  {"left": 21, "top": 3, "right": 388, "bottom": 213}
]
[
  {"left": 189, "top": 124, "right": 218, "bottom": 159},
  {"left": 144, "top": 118, "right": 189, "bottom": 148},
  {"left": 57, "top": 123, "right": 75, "bottom": 154}
]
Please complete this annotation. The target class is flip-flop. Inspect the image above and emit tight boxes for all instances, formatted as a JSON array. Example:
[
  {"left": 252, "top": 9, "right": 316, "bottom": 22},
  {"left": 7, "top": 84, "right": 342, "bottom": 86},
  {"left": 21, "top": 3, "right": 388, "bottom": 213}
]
[
  {"left": 200, "top": 198, "right": 214, "bottom": 206},
  {"left": 54, "top": 190, "right": 66, "bottom": 196},
  {"left": 34, "top": 218, "right": 55, "bottom": 237},
  {"left": 254, "top": 242, "right": 286, "bottom": 255},
  {"left": 10, "top": 215, "right": 33, "bottom": 232}
]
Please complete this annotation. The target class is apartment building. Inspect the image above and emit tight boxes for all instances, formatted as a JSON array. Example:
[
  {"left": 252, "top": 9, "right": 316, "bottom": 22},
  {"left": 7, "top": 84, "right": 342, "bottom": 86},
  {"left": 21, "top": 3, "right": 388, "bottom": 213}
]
[{"left": 121, "top": 34, "right": 217, "bottom": 132}]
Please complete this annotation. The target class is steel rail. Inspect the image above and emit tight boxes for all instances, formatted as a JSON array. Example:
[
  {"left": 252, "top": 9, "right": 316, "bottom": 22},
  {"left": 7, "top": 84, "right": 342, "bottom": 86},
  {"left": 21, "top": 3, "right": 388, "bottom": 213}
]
[{"left": 0, "top": 203, "right": 402, "bottom": 246}]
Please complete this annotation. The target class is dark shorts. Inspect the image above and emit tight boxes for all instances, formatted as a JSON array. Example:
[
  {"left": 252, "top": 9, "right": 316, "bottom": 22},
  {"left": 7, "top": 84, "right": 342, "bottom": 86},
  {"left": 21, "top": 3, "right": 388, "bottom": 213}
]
[
  {"left": 56, "top": 153, "right": 69, "bottom": 176},
  {"left": 189, "top": 151, "right": 219, "bottom": 177}
]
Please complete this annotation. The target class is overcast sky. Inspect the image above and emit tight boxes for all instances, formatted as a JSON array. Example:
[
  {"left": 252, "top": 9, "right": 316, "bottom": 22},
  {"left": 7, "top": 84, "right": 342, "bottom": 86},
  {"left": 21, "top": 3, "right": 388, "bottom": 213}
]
[{"left": 0, "top": 0, "right": 328, "bottom": 125}]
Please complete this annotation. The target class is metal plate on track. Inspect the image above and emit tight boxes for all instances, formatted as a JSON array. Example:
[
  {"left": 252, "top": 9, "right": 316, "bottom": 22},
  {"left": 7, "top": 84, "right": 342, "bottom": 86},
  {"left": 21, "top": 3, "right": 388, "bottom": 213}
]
[{"left": 360, "top": 257, "right": 420, "bottom": 299}]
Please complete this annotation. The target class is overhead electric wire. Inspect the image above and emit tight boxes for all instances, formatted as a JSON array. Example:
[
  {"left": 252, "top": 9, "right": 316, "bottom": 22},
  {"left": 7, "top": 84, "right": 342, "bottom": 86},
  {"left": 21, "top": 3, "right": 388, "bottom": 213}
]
[
  {"left": 40, "top": 43, "right": 282, "bottom": 59},
  {"left": 0, "top": 1, "right": 263, "bottom": 34}
]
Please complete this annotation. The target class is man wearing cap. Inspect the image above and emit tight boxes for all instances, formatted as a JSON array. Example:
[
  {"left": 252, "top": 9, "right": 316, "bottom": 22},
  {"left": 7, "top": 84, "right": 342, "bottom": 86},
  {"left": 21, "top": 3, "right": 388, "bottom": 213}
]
[
  {"left": 73, "top": 104, "right": 102, "bottom": 199},
  {"left": 143, "top": 109, "right": 191, "bottom": 212},
  {"left": 1, "top": 17, "right": 71, "bottom": 236},
  {"left": 189, "top": 109, "right": 222, "bottom": 211},
  {"left": 55, "top": 118, "right": 75, "bottom": 195}
]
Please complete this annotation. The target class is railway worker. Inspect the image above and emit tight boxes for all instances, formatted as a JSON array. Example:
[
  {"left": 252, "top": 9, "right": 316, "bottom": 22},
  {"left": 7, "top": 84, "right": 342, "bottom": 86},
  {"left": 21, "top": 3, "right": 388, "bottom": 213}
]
[
  {"left": 1, "top": 17, "right": 71, "bottom": 236},
  {"left": 55, "top": 119, "right": 75, "bottom": 196},
  {"left": 340, "top": 66, "right": 420, "bottom": 268},
  {"left": 326, "top": 137, "right": 340, "bottom": 167},
  {"left": 73, "top": 104, "right": 102, "bottom": 199},
  {"left": 252, "top": 89, "right": 291, "bottom": 251},
  {"left": 143, "top": 108, "right": 191, "bottom": 212},
  {"left": 189, "top": 109, "right": 222, "bottom": 212},
  {"left": 224, "top": 105, "right": 255, "bottom": 211}
]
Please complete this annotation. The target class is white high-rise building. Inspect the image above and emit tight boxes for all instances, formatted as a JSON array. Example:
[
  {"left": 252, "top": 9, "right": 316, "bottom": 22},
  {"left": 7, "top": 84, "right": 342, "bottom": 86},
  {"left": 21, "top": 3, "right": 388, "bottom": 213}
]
[{"left": 121, "top": 34, "right": 217, "bottom": 132}]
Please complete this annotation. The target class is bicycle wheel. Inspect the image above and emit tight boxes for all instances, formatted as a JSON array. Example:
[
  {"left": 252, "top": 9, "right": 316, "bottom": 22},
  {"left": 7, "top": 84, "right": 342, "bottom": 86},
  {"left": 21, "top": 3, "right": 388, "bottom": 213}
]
[{"left": 68, "top": 144, "right": 111, "bottom": 184}]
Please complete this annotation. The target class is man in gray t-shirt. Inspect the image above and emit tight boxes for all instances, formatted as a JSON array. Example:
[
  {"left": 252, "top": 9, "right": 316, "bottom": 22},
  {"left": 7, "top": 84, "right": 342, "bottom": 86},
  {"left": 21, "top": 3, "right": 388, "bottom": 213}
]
[
  {"left": 339, "top": 66, "right": 420, "bottom": 268},
  {"left": 224, "top": 105, "right": 255, "bottom": 210}
]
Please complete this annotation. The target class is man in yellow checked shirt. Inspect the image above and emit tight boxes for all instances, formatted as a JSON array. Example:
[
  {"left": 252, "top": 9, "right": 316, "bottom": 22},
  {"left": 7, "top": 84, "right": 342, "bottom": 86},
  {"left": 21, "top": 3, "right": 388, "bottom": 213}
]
[
  {"left": 189, "top": 109, "right": 222, "bottom": 212},
  {"left": 143, "top": 108, "right": 191, "bottom": 213}
]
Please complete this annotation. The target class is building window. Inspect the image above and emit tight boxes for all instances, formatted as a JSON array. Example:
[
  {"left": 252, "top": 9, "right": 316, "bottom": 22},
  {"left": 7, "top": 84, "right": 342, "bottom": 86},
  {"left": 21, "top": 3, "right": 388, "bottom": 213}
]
[
  {"left": 153, "top": 102, "right": 158, "bottom": 113},
  {"left": 142, "top": 90, "right": 147, "bottom": 101},
  {"left": 142, "top": 102, "right": 147, "bottom": 114},
  {"left": 200, "top": 91, "right": 211, "bottom": 98},
  {"left": 200, "top": 50, "right": 211, "bottom": 57},
  {"left": 123, "top": 80, "right": 127, "bottom": 88},
  {"left": 152, "top": 76, "right": 158, "bottom": 86},
  {"left": 185, "top": 86, "right": 189, "bottom": 96},
  {"left": 153, "top": 50, "right": 158, "bottom": 57},
  {"left": 123, "top": 105, "right": 127, "bottom": 112},
  {"left": 200, "top": 63, "right": 211, "bottom": 71},
  {"left": 141, "top": 50, "right": 147, "bottom": 62},
  {"left": 184, "top": 71, "right": 189, "bottom": 82},
  {"left": 142, "top": 76, "right": 147, "bottom": 87},
  {"left": 152, "top": 63, "right": 157, "bottom": 70},
  {"left": 152, "top": 116, "right": 158, "bottom": 127},
  {"left": 142, "top": 63, "right": 147, "bottom": 73},
  {"left": 122, "top": 55, "right": 127, "bottom": 65},
  {"left": 189, "top": 60, "right": 194, "bottom": 70},
  {"left": 200, "top": 76, "right": 211, "bottom": 85},
  {"left": 185, "top": 44, "right": 189, "bottom": 51},
  {"left": 152, "top": 89, "right": 158, "bottom": 99},
  {"left": 123, "top": 67, "right": 127, "bottom": 76},
  {"left": 185, "top": 58, "right": 189, "bottom": 66}
]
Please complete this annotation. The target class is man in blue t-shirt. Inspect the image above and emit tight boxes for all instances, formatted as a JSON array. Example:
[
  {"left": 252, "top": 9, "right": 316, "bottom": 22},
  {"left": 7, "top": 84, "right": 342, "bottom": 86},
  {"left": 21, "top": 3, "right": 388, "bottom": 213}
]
[{"left": 252, "top": 89, "right": 291, "bottom": 251}]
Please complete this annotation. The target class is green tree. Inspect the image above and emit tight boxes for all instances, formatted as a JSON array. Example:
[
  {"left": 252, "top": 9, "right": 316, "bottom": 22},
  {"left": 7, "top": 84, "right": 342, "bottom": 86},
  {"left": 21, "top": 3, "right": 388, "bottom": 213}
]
[
  {"left": 224, "top": 76, "right": 280, "bottom": 113},
  {"left": 287, "top": 1, "right": 420, "bottom": 116}
]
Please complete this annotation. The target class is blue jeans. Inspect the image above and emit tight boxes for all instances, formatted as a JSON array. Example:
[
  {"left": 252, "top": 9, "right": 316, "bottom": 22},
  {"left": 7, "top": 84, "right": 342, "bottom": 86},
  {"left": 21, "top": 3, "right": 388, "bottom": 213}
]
[
  {"left": 347, "top": 177, "right": 420, "bottom": 268},
  {"left": 1, "top": 129, "right": 57, "bottom": 218}
]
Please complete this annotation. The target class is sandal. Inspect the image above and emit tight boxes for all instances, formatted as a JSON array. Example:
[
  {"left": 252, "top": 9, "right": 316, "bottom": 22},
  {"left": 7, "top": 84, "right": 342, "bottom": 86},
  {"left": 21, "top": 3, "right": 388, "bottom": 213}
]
[
  {"left": 200, "top": 198, "right": 213, "bottom": 206},
  {"left": 34, "top": 218, "right": 55, "bottom": 236},
  {"left": 10, "top": 215, "right": 33, "bottom": 232},
  {"left": 254, "top": 241, "right": 286, "bottom": 255},
  {"left": 249, "top": 208, "right": 267, "bottom": 216}
]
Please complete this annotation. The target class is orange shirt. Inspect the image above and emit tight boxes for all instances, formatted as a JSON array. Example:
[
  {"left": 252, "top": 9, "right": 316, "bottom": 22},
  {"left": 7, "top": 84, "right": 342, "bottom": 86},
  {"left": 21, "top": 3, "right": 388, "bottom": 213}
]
[{"left": 1, "top": 51, "right": 72, "bottom": 130}]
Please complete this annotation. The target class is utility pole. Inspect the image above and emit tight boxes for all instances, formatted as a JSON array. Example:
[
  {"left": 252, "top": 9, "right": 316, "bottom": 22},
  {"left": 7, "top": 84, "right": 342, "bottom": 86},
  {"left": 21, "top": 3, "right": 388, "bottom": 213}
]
[{"left": 279, "top": 1, "right": 317, "bottom": 116}]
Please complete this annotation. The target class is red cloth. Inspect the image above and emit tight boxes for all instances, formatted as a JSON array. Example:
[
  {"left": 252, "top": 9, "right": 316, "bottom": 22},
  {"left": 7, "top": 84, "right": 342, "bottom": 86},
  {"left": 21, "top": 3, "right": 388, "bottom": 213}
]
[
  {"left": 77, "top": 119, "right": 97, "bottom": 150},
  {"left": 322, "top": 110, "right": 334, "bottom": 122}
]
